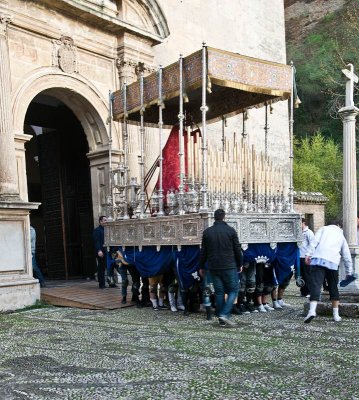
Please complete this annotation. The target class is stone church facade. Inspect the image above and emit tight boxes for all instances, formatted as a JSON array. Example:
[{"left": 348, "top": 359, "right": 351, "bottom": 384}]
[{"left": 0, "top": 0, "right": 291, "bottom": 311}]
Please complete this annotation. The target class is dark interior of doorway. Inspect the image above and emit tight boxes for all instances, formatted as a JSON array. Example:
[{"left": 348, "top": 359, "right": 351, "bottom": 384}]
[{"left": 25, "top": 95, "right": 96, "bottom": 279}]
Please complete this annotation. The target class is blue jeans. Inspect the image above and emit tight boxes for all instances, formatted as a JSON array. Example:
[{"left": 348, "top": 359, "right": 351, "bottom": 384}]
[
  {"left": 32, "top": 254, "right": 45, "bottom": 287},
  {"left": 211, "top": 268, "right": 239, "bottom": 319}
]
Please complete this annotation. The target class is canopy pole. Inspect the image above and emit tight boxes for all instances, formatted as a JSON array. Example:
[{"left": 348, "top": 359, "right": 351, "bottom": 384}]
[
  {"left": 138, "top": 72, "right": 146, "bottom": 218},
  {"left": 157, "top": 66, "right": 164, "bottom": 216},
  {"left": 264, "top": 103, "right": 268, "bottom": 205},
  {"left": 199, "top": 42, "right": 208, "bottom": 212},
  {"left": 264, "top": 103, "right": 268, "bottom": 159},
  {"left": 178, "top": 54, "right": 185, "bottom": 215},
  {"left": 107, "top": 90, "right": 114, "bottom": 221},
  {"left": 122, "top": 82, "right": 129, "bottom": 219},
  {"left": 288, "top": 62, "right": 295, "bottom": 212},
  {"left": 242, "top": 111, "right": 247, "bottom": 139}
]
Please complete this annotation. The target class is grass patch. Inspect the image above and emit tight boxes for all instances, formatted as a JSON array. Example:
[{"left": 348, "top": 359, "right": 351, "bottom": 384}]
[{"left": 12, "top": 300, "right": 52, "bottom": 313}]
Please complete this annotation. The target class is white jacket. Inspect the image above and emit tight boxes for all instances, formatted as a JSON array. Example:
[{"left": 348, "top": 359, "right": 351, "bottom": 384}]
[{"left": 306, "top": 225, "right": 353, "bottom": 275}]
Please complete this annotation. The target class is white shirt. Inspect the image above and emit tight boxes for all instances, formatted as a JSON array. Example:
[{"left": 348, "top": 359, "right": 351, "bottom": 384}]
[
  {"left": 299, "top": 226, "right": 315, "bottom": 258},
  {"left": 306, "top": 225, "right": 353, "bottom": 275}
]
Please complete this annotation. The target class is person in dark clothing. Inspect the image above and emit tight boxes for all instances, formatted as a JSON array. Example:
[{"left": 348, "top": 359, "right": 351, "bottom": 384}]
[
  {"left": 30, "top": 225, "right": 46, "bottom": 287},
  {"left": 199, "top": 209, "right": 243, "bottom": 327},
  {"left": 110, "top": 248, "right": 141, "bottom": 305},
  {"left": 93, "top": 215, "right": 108, "bottom": 289}
]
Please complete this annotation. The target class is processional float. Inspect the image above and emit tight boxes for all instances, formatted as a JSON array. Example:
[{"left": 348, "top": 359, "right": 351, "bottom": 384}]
[{"left": 104, "top": 44, "right": 301, "bottom": 284}]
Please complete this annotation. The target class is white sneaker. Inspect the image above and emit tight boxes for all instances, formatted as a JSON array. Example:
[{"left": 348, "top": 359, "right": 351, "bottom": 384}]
[
  {"left": 177, "top": 305, "right": 185, "bottom": 311},
  {"left": 264, "top": 303, "right": 274, "bottom": 311},
  {"left": 170, "top": 305, "right": 178, "bottom": 312},
  {"left": 278, "top": 299, "right": 292, "bottom": 307},
  {"left": 333, "top": 315, "right": 342, "bottom": 322},
  {"left": 272, "top": 300, "right": 283, "bottom": 310},
  {"left": 257, "top": 304, "right": 267, "bottom": 313}
]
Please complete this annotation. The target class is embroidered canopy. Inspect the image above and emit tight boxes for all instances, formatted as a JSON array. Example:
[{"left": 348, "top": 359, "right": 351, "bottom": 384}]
[{"left": 112, "top": 47, "right": 292, "bottom": 125}]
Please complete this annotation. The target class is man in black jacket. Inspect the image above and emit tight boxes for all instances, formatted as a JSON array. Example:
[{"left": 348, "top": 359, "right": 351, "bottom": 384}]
[
  {"left": 93, "top": 215, "right": 108, "bottom": 289},
  {"left": 199, "top": 209, "right": 243, "bottom": 327}
]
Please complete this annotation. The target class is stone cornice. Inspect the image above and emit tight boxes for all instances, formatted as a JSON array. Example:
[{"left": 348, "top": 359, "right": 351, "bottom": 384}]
[
  {"left": 39, "top": 0, "right": 165, "bottom": 44},
  {"left": 87, "top": 149, "right": 122, "bottom": 164},
  {"left": 0, "top": 200, "right": 40, "bottom": 209},
  {"left": 14, "top": 133, "right": 33, "bottom": 144}
]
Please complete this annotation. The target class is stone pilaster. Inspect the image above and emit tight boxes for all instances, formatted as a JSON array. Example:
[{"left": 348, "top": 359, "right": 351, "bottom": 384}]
[
  {"left": 0, "top": 15, "right": 19, "bottom": 200},
  {"left": 0, "top": 14, "right": 41, "bottom": 311},
  {"left": 116, "top": 57, "right": 156, "bottom": 88},
  {"left": 116, "top": 58, "right": 138, "bottom": 88}
]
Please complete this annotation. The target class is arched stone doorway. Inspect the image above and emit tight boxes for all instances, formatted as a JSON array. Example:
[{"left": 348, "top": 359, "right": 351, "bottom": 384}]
[
  {"left": 12, "top": 70, "right": 115, "bottom": 280},
  {"left": 25, "top": 94, "right": 95, "bottom": 279}
]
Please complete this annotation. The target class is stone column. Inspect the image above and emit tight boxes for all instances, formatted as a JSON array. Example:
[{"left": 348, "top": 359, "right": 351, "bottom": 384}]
[
  {"left": 341, "top": 107, "right": 359, "bottom": 246},
  {"left": 0, "top": 15, "right": 19, "bottom": 200},
  {"left": 339, "top": 64, "right": 359, "bottom": 290}
]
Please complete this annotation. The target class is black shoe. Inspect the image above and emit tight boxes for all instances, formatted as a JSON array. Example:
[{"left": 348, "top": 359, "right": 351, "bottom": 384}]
[
  {"left": 121, "top": 296, "right": 126, "bottom": 304},
  {"left": 238, "top": 304, "right": 250, "bottom": 314},
  {"left": 206, "top": 306, "right": 212, "bottom": 321},
  {"left": 218, "top": 317, "right": 237, "bottom": 327},
  {"left": 231, "top": 305, "right": 242, "bottom": 315},
  {"left": 131, "top": 294, "right": 139, "bottom": 303},
  {"left": 141, "top": 300, "right": 152, "bottom": 307},
  {"left": 99, "top": 285, "right": 105, "bottom": 289},
  {"left": 304, "top": 313, "right": 316, "bottom": 323},
  {"left": 245, "top": 302, "right": 258, "bottom": 313},
  {"left": 158, "top": 304, "right": 169, "bottom": 310}
]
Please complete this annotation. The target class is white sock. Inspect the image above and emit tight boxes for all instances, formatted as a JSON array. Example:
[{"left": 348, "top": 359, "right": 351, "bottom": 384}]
[
  {"left": 333, "top": 307, "right": 339, "bottom": 318},
  {"left": 309, "top": 301, "right": 317, "bottom": 315},
  {"left": 150, "top": 299, "right": 158, "bottom": 308},
  {"left": 158, "top": 298, "right": 164, "bottom": 307}
]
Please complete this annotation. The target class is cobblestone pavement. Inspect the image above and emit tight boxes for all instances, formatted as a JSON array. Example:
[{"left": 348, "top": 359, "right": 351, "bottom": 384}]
[{"left": 0, "top": 287, "right": 358, "bottom": 400}]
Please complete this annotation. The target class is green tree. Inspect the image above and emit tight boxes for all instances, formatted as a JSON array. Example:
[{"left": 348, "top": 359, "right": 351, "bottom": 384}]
[
  {"left": 287, "top": 0, "right": 359, "bottom": 141},
  {"left": 294, "top": 132, "right": 342, "bottom": 220}
]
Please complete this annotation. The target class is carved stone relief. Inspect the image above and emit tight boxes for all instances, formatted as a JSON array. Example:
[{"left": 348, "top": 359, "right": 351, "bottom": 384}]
[
  {"left": 0, "top": 15, "right": 11, "bottom": 37},
  {"left": 183, "top": 222, "right": 197, "bottom": 237},
  {"left": 116, "top": 58, "right": 156, "bottom": 87},
  {"left": 52, "top": 36, "right": 78, "bottom": 73}
]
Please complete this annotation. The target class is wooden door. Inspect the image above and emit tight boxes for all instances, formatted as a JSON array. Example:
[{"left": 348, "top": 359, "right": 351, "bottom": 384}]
[
  {"left": 36, "top": 108, "right": 96, "bottom": 279},
  {"left": 37, "top": 130, "right": 66, "bottom": 278}
]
